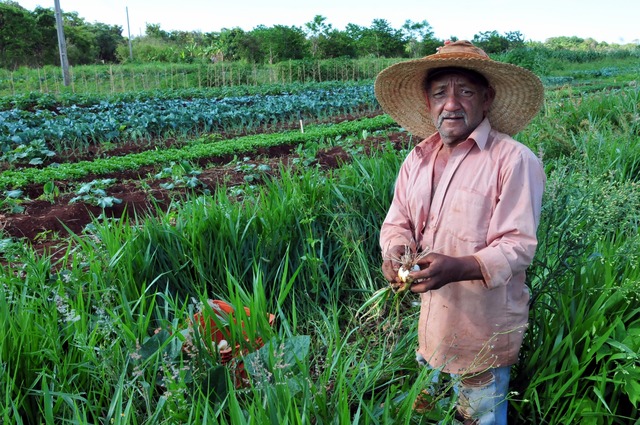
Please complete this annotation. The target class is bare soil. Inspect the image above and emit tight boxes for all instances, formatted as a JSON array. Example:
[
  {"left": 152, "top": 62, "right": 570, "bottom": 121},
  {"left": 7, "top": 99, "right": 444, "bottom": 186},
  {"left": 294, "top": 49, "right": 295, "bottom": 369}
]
[{"left": 1, "top": 112, "right": 409, "bottom": 264}]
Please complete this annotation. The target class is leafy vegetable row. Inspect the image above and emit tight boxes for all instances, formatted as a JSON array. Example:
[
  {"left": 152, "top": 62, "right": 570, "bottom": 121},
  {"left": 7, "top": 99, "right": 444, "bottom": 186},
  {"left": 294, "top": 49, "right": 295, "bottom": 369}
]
[
  {"left": 0, "top": 80, "right": 374, "bottom": 111},
  {"left": 0, "top": 115, "right": 397, "bottom": 190},
  {"left": 1, "top": 85, "right": 379, "bottom": 156}
]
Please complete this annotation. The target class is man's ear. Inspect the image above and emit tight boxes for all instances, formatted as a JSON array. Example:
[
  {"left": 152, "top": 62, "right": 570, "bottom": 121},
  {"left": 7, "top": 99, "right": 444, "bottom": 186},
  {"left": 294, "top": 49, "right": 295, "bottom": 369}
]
[{"left": 483, "top": 86, "right": 496, "bottom": 111}]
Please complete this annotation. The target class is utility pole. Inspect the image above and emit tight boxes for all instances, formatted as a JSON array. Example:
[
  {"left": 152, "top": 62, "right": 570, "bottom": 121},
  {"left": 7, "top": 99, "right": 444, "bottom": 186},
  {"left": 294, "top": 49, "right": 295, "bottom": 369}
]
[
  {"left": 126, "top": 7, "right": 133, "bottom": 60},
  {"left": 53, "top": 0, "right": 71, "bottom": 86}
]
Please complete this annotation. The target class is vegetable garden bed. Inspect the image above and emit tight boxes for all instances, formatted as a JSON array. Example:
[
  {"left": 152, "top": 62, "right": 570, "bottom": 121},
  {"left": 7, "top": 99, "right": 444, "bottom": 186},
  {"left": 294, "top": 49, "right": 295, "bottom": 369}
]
[{"left": 0, "top": 110, "right": 409, "bottom": 265}]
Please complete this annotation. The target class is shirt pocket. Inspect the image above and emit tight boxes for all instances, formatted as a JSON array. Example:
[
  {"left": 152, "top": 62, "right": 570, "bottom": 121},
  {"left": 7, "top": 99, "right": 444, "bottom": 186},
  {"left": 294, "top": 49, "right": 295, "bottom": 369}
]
[{"left": 442, "top": 188, "right": 491, "bottom": 244}]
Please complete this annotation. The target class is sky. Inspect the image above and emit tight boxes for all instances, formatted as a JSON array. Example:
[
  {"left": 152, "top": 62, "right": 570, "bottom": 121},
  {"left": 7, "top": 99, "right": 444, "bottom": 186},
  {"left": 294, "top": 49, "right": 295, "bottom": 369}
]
[{"left": 12, "top": 0, "right": 640, "bottom": 45}]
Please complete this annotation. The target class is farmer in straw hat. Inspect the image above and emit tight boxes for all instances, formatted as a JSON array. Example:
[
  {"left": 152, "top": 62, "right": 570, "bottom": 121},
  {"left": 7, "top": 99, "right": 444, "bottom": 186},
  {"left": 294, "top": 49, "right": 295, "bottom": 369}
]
[{"left": 376, "top": 40, "right": 545, "bottom": 424}]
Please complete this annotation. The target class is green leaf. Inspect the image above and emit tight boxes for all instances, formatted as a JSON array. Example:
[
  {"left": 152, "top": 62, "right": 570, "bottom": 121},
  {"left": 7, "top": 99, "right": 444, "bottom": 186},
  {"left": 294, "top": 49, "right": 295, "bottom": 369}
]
[
  {"left": 5, "top": 189, "right": 23, "bottom": 199},
  {"left": 138, "top": 329, "right": 172, "bottom": 361},
  {"left": 624, "top": 378, "right": 640, "bottom": 406},
  {"left": 244, "top": 335, "right": 310, "bottom": 376},
  {"left": 202, "top": 365, "right": 229, "bottom": 404}
]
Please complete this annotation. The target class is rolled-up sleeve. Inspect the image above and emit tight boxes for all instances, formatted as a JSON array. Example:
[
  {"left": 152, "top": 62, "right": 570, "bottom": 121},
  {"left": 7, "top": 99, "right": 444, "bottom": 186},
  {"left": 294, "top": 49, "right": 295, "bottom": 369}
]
[{"left": 473, "top": 148, "right": 545, "bottom": 289}]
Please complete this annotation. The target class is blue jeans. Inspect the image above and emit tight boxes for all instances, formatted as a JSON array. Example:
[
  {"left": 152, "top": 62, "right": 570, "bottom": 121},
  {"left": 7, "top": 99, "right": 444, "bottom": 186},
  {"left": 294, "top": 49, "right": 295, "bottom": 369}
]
[{"left": 417, "top": 353, "right": 510, "bottom": 424}]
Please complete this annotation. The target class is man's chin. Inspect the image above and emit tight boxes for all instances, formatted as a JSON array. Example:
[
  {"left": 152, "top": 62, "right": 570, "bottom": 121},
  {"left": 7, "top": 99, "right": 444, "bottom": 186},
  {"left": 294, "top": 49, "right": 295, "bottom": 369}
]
[{"left": 438, "top": 128, "right": 473, "bottom": 146}]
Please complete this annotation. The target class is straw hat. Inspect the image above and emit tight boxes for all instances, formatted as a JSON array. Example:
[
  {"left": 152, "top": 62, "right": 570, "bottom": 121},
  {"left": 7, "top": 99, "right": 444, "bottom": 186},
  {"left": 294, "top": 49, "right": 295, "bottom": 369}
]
[{"left": 374, "top": 40, "right": 544, "bottom": 138}]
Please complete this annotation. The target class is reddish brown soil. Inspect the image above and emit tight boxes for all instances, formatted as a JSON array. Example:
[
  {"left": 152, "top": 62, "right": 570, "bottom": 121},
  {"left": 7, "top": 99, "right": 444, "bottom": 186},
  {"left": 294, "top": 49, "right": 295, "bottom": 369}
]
[{"left": 1, "top": 113, "right": 410, "bottom": 264}]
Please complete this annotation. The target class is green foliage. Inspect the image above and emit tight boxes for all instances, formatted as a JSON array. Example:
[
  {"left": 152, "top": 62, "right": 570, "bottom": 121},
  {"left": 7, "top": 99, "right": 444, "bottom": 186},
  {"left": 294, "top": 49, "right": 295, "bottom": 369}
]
[
  {"left": 0, "top": 79, "right": 374, "bottom": 110},
  {"left": 0, "top": 2, "right": 39, "bottom": 68},
  {"left": 40, "top": 180, "right": 60, "bottom": 203},
  {"left": 250, "top": 25, "right": 308, "bottom": 64},
  {"left": 0, "top": 188, "right": 24, "bottom": 213},
  {"left": 401, "top": 19, "right": 436, "bottom": 58},
  {"left": 515, "top": 234, "right": 640, "bottom": 423},
  {"left": 497, "top": 46, "right": 551, "bottom": 74},
  {"left": 473, "top": 30, "right": 524, "bottom": 54},
  {"left": 230, "top": 157, "right": 272, "bottom": 184},
  {"left": 69, "top": 178, "right": 122, "bottom": 208},
  {"left": 3, "top": 3, "right": 638, "bottom": 72},
  {"left": 522, "top": 85, "right": 640, "bottom": 180},
  {"left": 155, "top": 161, "right": 208, "bottom": 191},
  {"left": 345, "top": 19, "right": 407, "bottom": 58},
  {"left": 0, "top": 138, "right": 56, "bottom": 165},
  {"left": 510, "top": 86, "right": 640, "bottom": 423},
  {"left": 0, "top": 114, "right": 396, "bottom": 190},
  {"left": 1, "top": 59, "right": 640, "bottom": 424},
  {"left": 0, "top": 83, "right": 380, "bottom": 154},
  {"left": 0, "top": 4, "right": 125, "bottom": 68}
]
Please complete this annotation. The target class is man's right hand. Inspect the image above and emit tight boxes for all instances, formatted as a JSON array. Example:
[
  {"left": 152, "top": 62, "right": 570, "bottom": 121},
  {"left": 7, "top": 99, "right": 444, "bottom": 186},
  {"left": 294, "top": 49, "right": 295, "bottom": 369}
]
[{"left": 381, "top": 245, "right": 409, "bottom": 282}]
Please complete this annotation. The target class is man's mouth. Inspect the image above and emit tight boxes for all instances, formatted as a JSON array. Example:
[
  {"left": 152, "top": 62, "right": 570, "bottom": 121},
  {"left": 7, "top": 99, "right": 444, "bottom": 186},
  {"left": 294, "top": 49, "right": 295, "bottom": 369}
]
[{"left": 438, "top": 113, "right": 467, "bottom": 127}]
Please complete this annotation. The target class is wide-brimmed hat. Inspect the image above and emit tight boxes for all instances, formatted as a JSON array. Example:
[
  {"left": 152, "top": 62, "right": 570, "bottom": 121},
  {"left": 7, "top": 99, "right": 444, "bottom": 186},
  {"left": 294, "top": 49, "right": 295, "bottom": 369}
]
[{"left": 374, "top": 40, "right": 544, "bottom": 138}]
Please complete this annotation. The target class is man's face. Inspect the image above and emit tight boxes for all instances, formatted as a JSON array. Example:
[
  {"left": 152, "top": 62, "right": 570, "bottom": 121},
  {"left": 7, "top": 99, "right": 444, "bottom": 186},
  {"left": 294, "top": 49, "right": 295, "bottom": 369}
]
[{"left": 425, "top": 72, "right": 494, "bottom": 147}]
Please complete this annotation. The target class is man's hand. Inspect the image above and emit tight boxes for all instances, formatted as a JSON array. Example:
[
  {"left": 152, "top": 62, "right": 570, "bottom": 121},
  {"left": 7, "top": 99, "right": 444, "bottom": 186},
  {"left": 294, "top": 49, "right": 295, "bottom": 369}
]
[
  {"left": 381, "top": 245, "right": 407, "bottom": 283},
  {"left": 408, "top": 252, "right": 483, "bottom": 293}
]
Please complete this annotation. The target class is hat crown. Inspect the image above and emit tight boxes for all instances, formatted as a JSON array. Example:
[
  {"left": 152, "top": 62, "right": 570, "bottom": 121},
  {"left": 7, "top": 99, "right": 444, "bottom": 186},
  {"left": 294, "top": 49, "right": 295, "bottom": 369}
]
[{"left": 434, "top": 40, "right": 489, "bottom": 59}]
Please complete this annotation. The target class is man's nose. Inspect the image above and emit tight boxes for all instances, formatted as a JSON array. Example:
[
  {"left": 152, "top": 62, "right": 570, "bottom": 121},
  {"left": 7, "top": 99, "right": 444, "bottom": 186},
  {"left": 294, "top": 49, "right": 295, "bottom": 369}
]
[{"left": 443, "top": 92, "right": 462, "bottom": 111}]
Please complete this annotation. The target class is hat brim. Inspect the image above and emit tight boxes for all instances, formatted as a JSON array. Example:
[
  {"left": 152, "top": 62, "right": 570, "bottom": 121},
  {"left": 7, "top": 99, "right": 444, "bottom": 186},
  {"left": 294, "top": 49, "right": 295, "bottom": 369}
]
[{"left": 374, "top": 56, "right": 544, "bottom": 138}]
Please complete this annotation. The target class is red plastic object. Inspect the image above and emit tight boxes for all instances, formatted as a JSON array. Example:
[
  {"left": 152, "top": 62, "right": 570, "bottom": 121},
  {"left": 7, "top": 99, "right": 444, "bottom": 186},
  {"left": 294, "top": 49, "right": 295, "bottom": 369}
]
[{"left": 193, "top": 300, "right": 275, "bottom": 387}]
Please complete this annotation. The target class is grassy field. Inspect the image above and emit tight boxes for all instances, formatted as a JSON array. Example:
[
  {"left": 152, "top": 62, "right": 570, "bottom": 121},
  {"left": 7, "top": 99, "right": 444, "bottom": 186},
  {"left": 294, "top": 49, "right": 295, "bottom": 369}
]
[{"left": 1, "top": 58, "right": 639, "bottom": 424}]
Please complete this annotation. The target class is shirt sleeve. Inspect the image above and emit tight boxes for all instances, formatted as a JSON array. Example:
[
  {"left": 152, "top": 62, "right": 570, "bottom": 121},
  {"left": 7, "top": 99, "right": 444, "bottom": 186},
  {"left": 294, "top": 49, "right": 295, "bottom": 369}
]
[
  {"left": 473, "top": 148, "right": 546, "bottom": 289},
  {"left": 379, "top": 152, "right": 418, "bottom": 258}
]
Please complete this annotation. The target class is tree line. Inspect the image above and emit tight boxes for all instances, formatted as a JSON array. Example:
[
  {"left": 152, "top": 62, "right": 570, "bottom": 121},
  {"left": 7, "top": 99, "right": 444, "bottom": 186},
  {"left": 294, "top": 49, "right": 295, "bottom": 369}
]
[{"left": 1, "top": 0, "right": 636, "bottom": 70}]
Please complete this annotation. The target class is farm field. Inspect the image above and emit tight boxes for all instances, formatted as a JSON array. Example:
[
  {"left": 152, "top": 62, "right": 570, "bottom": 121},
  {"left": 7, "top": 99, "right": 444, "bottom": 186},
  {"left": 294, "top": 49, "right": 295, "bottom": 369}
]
[
  {"left": 0, "top": 80, "right": 389, "bottom": 255},
  {"left": 1, "top": 58, "right": 640, "bottom": 424}
]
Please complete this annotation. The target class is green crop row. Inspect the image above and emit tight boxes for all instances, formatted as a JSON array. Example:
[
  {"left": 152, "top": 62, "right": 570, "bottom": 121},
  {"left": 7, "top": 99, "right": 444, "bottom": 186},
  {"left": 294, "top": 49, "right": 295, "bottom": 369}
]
[
  {"left": 0, "top": 80, "right": 375, "bottom": 112},
  {"left": 1, "top": 84, "right": 379, "bottom": 156},
  {"left": 0, "top": 115, "right": 397, "bottom": 190}
]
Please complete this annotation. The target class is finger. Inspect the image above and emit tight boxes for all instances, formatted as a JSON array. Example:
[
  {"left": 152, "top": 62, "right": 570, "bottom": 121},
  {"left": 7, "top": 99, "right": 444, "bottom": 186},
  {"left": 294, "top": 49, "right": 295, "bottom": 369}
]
[
  {"left": 409, "top": 279, "right": 431, "bottom": 293},
  {"left": 409, "top": 283, "right": 428, "bottom": 293},
  {"left": 382, "top": 267, "right": 399, "bottom": 282}
]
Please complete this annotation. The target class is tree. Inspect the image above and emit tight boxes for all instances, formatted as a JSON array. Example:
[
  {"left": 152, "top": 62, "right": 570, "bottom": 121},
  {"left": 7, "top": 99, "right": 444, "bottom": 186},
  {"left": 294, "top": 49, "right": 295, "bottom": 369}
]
[
  {"left": 304, "top": 15, "right": 332, "bottom": 58},
  {"left": 250, "top": 25, "right": 307, "bottom": 64},
  {"left": 1, "top": 3, "right": 122, "bottom": 67},
  {"left": 0, "top": 2, "right": 38, "bottom": 67},
  {"left": 318, "top": 29, "right": 357, "bottom": 58},
  {"left": 353, "top": 19, "right": 405, "bottom": 58},
  {"left": 145, "top": 23, "right": 170, "bottom": 41},
  {"left": 236, "top": 31, "right": 263, "bottom": 63},
  {"left": 32, "top": 6, "right": 59, "bottom": 65},
  {"left": 215, "top": 27, "right": 247, "bottom": 61},
  {"left": 89, "top": 23, "right": 124, "bottom": 63},
  {"left": 422, "top": 37, "right": 444, "bottom": 55},
  {"left": 62, "top": 11, "right": 98, "bottom": 65},
  {"left": 472, "top": 30, "right": 524, "bottom": 54},
  {"left": 545, "top": 36, "right": 587, "bottom": 50},
  {"left": 505, "top": 31, "right": 525, "bottom": 49},
  {"left": 402, "top": 19, "right": 435, "bottom": 57}
]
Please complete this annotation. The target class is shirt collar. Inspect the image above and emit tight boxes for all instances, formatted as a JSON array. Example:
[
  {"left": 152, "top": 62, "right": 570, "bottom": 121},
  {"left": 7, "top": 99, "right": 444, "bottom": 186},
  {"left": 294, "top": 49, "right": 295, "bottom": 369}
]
[
  {"left": 470, "top": 117, "right": 491, "bottom": 150},
  {"left": 415, "top": 117, "right": 492, "bottom": 157}
]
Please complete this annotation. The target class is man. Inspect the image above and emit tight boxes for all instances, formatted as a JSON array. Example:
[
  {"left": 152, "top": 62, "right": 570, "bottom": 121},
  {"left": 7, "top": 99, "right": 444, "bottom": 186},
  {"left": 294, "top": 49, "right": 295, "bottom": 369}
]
[{"left": 374, "top": 40, "right": 545, "bottom": 424}]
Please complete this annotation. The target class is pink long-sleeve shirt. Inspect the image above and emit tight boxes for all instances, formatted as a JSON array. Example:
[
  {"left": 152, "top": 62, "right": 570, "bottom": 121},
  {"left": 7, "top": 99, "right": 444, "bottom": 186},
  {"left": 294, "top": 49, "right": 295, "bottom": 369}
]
[{"left": 380, "top": 118, "right": 545, "bottom": 374}]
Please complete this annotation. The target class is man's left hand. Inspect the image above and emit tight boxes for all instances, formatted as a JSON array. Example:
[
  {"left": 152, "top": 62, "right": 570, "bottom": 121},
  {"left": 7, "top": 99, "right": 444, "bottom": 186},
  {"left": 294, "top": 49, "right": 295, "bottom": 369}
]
[{"left": 408, "top": 252, "right": 483, "bottom": 293}]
